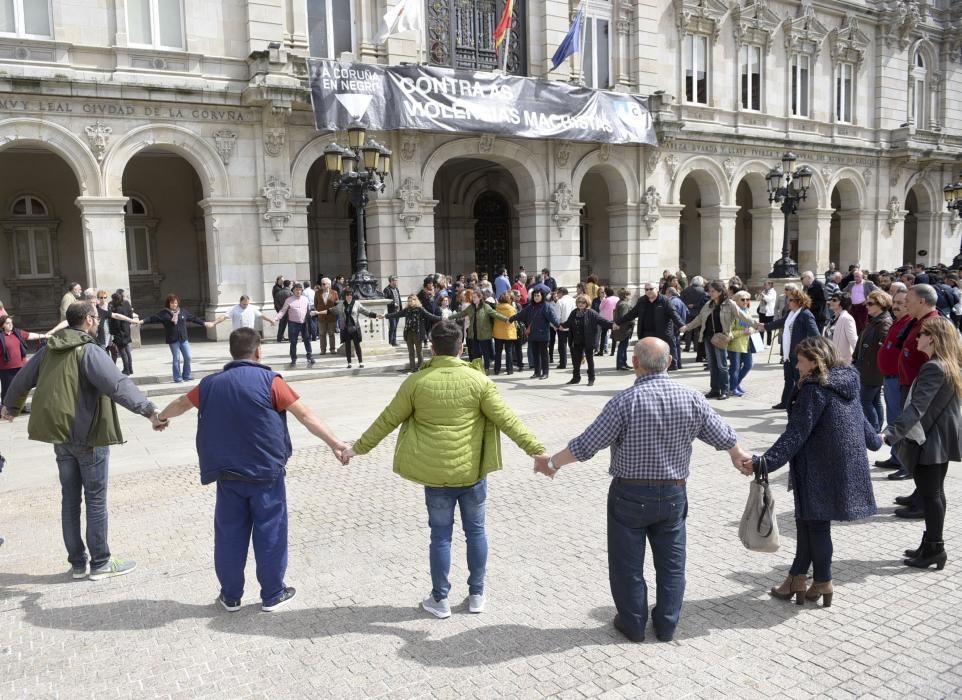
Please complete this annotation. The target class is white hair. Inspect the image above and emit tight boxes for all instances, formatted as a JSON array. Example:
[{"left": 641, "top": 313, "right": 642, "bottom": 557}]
[{"left": 633, "top": 339, "right": 671, "bottom": 373}]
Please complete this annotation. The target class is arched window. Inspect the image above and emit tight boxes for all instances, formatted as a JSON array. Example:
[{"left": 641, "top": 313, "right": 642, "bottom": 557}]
[
  {"left": 9, "top": 195, "right": 53, "bottom": 277},
  {"left": 124, "top": 195, "right": 153, "bottom": 273},
  {"left": 911, "top": 49, "right": 927, "bottom": 127}
]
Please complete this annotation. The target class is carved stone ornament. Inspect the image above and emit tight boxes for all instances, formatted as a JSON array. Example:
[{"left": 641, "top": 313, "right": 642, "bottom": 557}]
[
  {"left": 887, "top": 196, "right": 904, "bottom": 233},
  {"left": 723, "top": 157, "right": 736, "bottom": 182},
  {"left": 665, "top": 153, "right": 679, "bottom": 179},
  {"left": 479, "top": 133, "right": 495, "bottom": 154},
  {"left": 552, "top": 182, "right": 574, "bottom": 235},
  {"left": 783, "top": 3, "right": 829, "bottom": 59},
  {"left": 830, "top": 15, "right": 870, "bottom": 68},
  {"left": 646, "top": 148, "right": 662, "bottom": 175},
  {"left": 213, "top": 129, "right": 237, "bottom": 165},
  {"left": 400, "top": 136, "right": 417, "bottom": 162},
  {"left": 676, "top": 0, "right": 728, "bottom": 41},
  {"left": 820, "top": 165, "right": 833, "bottom": 182},
  {"left": 556, "top": 141, "right": 572, "bottom": 168},
  {"left": 863, "top": 167, "right": 873, "bottom": 188},
  {"left": 733, "top": 0, "right": 782, "bottom": 53},
  {"left": 84, "top": 121, "right": 112, "bottom": 163},
  {"left": 261, "top": 175, "right": 292, "bottom": 240},
  {"left": 396, "top": 176, "right": 423, "bottom": 239},
  {"left": 616, "top": 7, "right": 632, "bottom": 36},
  {"left": 599, "top": 143, "right": 612, "bottom": 162},
  {"left": 878, "top": 0, "right": 922, "bottom": 50},
  {"left": 264, "top": 127, "right": 286, "bottom": 157},
  {"left": 641, "top": 186, "right": 662, "bottom": 233}
]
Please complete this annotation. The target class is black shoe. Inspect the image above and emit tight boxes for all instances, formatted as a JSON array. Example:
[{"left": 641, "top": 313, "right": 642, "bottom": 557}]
[
  {"left": 587, "top": 379, "right": 595, "bottom": 387},
  {"left": 904, "top": 541, "right": 947, "bottom": 571},
  {"left": 888, "top": 471, "right": 911, "bottom": 481},
  {"left": 566, "top": 377, "right": 581, "bottom": 385},
  {"left": 539, "top": 374, "right": 549, "bottom": 380},
  {"left": 218, "top": 593, "right": 242, "bottom": 612},
  {"left": 874, "top": 458, "right": 900, "bottom": 469},
  {"left": 771, "top": 403, "right": 787, "bottom": 410},
  {"left": 262, "top": 586, "right": 297, "bottom": 612},
  {"left": 306, "top": 358, "right": 315, "bottom": 367},
  {"left": 905, "top": 532, "right": 927, "bottom": 558},
  {"left": 716, "top": 392, "right": 729, "bottom": 400},
  {"left": 612, "top": 615, "right": 644, "bottom": 643},
  {"left": 530, "top": 373, "right": 542, "bottom": 379},
  {"left": 705, "top": 391, "right": 720, "bottom": 399},
  {"left": 894, "top": 495, "right": 914, "bottom": 506},
  {"left": 894, "top": 506, "right": 925, "bottom": 519},
  {"left": 556, "top": 364, "right": 566, "bottom": 370}
]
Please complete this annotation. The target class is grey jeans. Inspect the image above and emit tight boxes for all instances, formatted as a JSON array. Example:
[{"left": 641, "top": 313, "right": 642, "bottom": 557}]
[{"left": 54, "top": 444, "right": 111, "bottom": 569}]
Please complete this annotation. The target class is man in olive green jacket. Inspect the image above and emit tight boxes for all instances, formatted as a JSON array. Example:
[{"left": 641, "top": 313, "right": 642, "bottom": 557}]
[{"left": 341, "top": 320, "right": 546, "bottom": 619}]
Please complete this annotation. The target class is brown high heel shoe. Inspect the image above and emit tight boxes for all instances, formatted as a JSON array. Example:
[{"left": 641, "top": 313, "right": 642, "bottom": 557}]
[
  {"left": 770, "top": 574, "right": 808, "bottom": 601},
  {"left": 804, "top": 580, "right": 834, "bottom": 607}
]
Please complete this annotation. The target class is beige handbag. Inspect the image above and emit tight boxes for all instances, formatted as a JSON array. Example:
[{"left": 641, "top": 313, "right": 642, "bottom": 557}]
[
  {"left": 738, "top": 457, "right": 780, "bottom": 553},
  {"left": 710, "top": 332, "right": 731, "bottom": 350}
]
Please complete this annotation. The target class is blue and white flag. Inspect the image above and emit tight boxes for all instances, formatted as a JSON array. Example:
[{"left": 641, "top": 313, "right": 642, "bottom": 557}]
[{"left": 549, "top": 5, "right": 586, "bottom": 72}]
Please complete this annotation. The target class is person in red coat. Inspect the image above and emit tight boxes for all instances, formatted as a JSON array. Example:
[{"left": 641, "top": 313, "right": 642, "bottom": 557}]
[{"left": 875, "top": 289, "right": 911, "bottom": 473}]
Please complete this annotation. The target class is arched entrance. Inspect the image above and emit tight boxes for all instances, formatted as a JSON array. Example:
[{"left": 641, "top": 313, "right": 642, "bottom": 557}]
[
  {"left": 473, "top": 192, "right": 510, "bottom": 280},
  {"left": 121, "top": 150, "right": 209, "bottom": 337},
  {"left": 578, "top": 172, "right": 610, "bottom": 282},
  {"left": 0, "top": 147, "right": 86, "bottom": 329},
  {"left": 677, "top": 169, "right": 724, "bottom": 278},
  {"left": 734, "top": 180, "right": 753, "bottom": 280},
  {"left": 829, "top": 180, "right": 862, "bottom": 270},
  {"left": 904, "top": 189, "right": 919, "bottom": 266},
  {"left": 306, "top": 162, "right": 356, "bottom": 282}
]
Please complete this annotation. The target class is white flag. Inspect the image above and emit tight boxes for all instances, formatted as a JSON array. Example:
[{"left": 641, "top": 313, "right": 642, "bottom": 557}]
[{"left": 373, "top": 0, "right": 422, "bottom": 45}]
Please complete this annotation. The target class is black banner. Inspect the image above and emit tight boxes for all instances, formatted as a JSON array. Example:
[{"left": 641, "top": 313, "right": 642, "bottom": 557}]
[{"left": 309, "top": 59, "right": 657, "bottom": 146}]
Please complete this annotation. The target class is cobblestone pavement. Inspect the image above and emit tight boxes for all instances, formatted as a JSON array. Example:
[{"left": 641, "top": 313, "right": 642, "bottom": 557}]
[{"left": 1, "top": 350, "right": 961, "bottom": 698}]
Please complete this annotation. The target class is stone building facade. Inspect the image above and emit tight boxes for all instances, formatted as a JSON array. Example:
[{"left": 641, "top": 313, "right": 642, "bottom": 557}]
[{"left": 0, "top": 0, "right": 960, "bottom": 332}]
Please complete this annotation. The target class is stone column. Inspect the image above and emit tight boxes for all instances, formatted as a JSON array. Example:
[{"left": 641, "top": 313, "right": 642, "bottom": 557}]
[
  {"left": 796, "top": 208, "right": 834, "bottom": 276},
  {"left": 75, "top": 196, "right": 131, "bottom": 299},
  {"left": 199, "top": 197, "right": 266, "bottom": 340},
  {"left": 914, "top": 212, "right": 939, "bottom": 267},
  {"left": 607, "top": 203, "right": 638, "bottom": 290},
  {"left": 836, "top": 210, "right": 869, "bottom": 269},
  {"left": 748, "top": 206, "right": 779, "bottom": 284},
  {"left": 518, "top": 200, "right": 580, "bottom": 290},
  {"left": 652, "top": 204, "right": 683, "bottom": 291},
  {"left": 697, "top": 205, "right": 740, "bottom": 280}
]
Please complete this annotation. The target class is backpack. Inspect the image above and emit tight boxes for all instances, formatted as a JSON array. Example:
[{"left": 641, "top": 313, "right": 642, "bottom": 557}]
[{"left": 934, "top": 284, "right": 955, "bottom": 318}]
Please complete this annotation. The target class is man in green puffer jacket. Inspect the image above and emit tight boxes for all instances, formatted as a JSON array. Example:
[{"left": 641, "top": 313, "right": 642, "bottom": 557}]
[{"left": 341, "top": 320, "right": 546, "bottom": 619}]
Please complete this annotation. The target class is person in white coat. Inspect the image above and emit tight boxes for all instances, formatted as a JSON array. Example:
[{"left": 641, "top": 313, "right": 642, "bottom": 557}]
[{"left": 825, "top": 293, "right": 858, "bottom": 365}]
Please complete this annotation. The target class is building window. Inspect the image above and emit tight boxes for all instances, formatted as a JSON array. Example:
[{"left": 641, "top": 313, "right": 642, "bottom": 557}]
[
  {"left": 124, "top": 197, "right": 152, "bottom": 273},
  {"left": 10, "top": 195, "right": 52, "bottom": 278},
  {"left": 127, "top": 0, "right": 184, "bottom": 50},
  {"left": 791, "top": 54, "right": 810, "bottom": 117},
  {"left": 740, "top": 44, "right": 761, "bottom": 111},
  {"left": 835, "top": 62, "right": 854, "bottom": 123},
  {"left": 911, "top": 50, "right": 926, "bottom": 127},
  {"left": 307, "top": 0, "right": 353, "bottom": 59},
  {"left": 0, "top": 0, "right": 52, "bottom": 37},
  {"left": 427, "top": 0, "right": 527, "bottom": 75},
  {"left": 684, "top": 34, "right": 708, "bottom": 104},
  {"left": 583, "top": 17, "right": 610, "bottom": 89}
]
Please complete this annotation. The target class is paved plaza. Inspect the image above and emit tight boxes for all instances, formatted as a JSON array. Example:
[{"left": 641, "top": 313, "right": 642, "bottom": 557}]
[{"left": 1, "top": 345, "right": 961, "bottom": 699}]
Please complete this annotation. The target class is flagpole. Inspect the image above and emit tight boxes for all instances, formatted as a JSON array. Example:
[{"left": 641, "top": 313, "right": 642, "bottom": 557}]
[
  {"left": 577, "top": 1, "right": 588, "bottom": 86},
  {"left": 501, "top": 1, "right": 513, "bottom": 74}
]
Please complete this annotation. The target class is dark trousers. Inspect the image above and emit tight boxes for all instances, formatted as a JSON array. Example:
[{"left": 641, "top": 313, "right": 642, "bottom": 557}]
[
  {"left": 54, "top": 444, "right": 111, "bottom": 570},
  {"left": 860, "top": 385, "right": 884, "bottom": 432},
  {"left": 513, "top": 338, "right": 524, "bottom": 369},
  {"left": 530, "top": 340, "right": 549, "bottom": 377},
  {"left": 276, "top": 315, "right": 288, "bottom": 343},
  {"left": 571, "top": 343, "right": 595, "bottom": 381},
  {"left": 548, "top": 327, "right": 557, "bottom": 363},
  {"left": 598, "top": 327, "right": 610, "bottom": 354},
  {"left": 116, "top": 342, "right": 133, "bottom": 375},
  {"left": 556, "top": 329, "right": 569, "bottom": 367},
  {"left": 758, "top": 314, "right": 774, "bottom": 345},
  {"left": 342, "top": 326, "right": 362, "bottom": 364},
  {"left": 705, "top": 338, "right": 729, "bottom": 394},
  {"left": 914, "top": 463, "right": 949, "bottom": 541},
  {"left": 404, "top": 332, "right": 423, "bottom": 370},
  {"left": 607, "top": 480, "right": 687, "bottom": 642},
  {"left": 388, "top": 315, "right": 400, "bottom": 345},
  {"left": 494, "top": 339, "right": 514, "bottom": 373},
  {"left": 616, "top": 337, "right": 631, "bottom": 369},
  {"left": 0, "top": 368, "right": 21, "bottom": 402},
  {"left": 781, "top": 361, "right": 799, "bottom": 407},
  {"left": 468, "top": 337, "right": 494, "bottom": 370},
  {"left": 789, "top": 519, "right": 833, "bottom": 582},
  {"left": 214, "top": 477, "right": 288, "bottom": 604},
  {"left": 287, "top": 321, "right": 313, "bottom": 363},
  {"left": 670, "top": 335, "right": 682, "bottom": 370}
]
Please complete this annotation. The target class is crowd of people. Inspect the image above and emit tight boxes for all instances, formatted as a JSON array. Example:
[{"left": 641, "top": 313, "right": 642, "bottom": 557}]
[{"left": 0, "top": 257, "right": 960, "bottom": 640}]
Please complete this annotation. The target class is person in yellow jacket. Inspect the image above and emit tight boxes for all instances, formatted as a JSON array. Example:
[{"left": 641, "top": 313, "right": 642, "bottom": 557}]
[
  {"left": 492, "top": 291, "right": 519, "bottom": 375},
  {"left": 340, "top": 320, "right": 547, "bottom": 619}
]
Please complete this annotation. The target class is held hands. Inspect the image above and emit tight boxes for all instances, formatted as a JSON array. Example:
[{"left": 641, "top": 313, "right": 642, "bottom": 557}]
[
  {"left": 204, "top": 321, "right": 216, "bottom": 328},
  {"left": 533, "top": 454, "right": 556, "bottom": 479},
  {"left": 335, "top": 444, "right": 356, "bottom": 465},
  {"left": 150, "top": 411, "right": 169, "bottom": 432},
  {"left": 729, "top": 446, "right": 754, "bottom": 476},
  {"left": 1, "top": 406, "right": 15, "bottom": 422}
]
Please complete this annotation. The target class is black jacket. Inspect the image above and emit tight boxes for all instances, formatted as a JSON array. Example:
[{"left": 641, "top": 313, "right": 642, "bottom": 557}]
[
  {"left": 617, "top": 294, "right": 684, "bottom": 344},
  {"left": 806, "top": 280, "right": 829, "bottom": 328},
  {"left": 383, "top": 285, "right": 402, "bottom": 313},
  {"left": 145, "top": 308, "right": 205, "bottom": 344},
  {"left": 384, "top": 306, "right": 440, "bottom": 342},
  {"left": 766, "top": 308, "right": 819, "bottom": 362},
  {"left": 680, "top": 284, "right": 708, "bottom": 320},
  {"left": 562, "top": 308, "right": 611, "bottom": 346},
  {"left": 108, "top": 301, "right": 134, "bottom": 346}
]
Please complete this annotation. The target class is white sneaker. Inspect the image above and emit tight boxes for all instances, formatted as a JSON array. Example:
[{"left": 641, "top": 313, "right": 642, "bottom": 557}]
[
  {"left": 420, "top": 594, "right": 451, "bottom": 619},
  {"left": 468, "top": 593, "right": 486, "bottom": 613}
]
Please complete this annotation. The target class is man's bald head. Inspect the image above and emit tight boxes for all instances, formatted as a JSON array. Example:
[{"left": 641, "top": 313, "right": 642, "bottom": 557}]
[{"left": 633, "top": 337, "right": 672, "bottom": 374}]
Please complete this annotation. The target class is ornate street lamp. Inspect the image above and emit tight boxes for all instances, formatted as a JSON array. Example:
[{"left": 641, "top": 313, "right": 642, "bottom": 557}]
[
  {"left": 766, "top": 152, "right": 813, "bottom": 279},
  {"left": 944, "top": 179, "right": 962, "bottom": 269},
  {"left": 322, "top": 123, "right": 393, "bottom": 299}
]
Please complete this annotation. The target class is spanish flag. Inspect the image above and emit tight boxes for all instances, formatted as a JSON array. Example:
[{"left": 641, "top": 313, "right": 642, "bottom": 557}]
[{"left": 493, "top": 0, "right": 514, "bottom": 47}]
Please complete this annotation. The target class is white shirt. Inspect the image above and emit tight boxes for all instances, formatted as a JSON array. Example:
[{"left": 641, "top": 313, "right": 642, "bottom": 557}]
[
  {"left": 227, "top": 304, "right": 265, "bottom": 330},
  {"left": 556, "top": 295, "right": 576, "bottom": 324},
  {"left": 782, "top": 309, "right": 801, "bottom": 360},
  {"left": 302, "top": 286, "right": 316, "bottom": 305}
]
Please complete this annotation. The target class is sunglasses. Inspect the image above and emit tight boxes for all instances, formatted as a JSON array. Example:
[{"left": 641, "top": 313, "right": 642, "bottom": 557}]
[{"left": 644, "top": 287, "right": 655, "bottom": 291}]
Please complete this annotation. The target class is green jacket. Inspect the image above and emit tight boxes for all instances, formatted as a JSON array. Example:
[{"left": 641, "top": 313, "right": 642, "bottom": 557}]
[
  {"left": 353, "top": 355, "right": 545, "bottom": 487},
  {"left": 449, "top": 302, "right": 509, "bottom": 341}
]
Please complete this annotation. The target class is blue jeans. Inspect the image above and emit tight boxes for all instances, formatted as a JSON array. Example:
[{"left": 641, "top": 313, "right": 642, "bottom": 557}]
[
  {"left": 214, "top": 476, "right": 288, "bottom": 603},
  {"left": 467, "top": 338, "right": 494, "bottom": 370},
  {"left": 388, "top": 315, "right": 399, "bottom": 345},
  {"left": 616, "top": 336, "right": 630, "bottom": 369},
  {"left": 860, "top": 384, "right": 884, "bottom": 432},
  {"left": 607, "top": 480, "right": 688, "bottom": 641},
  {"left": 883, "top": 376, "right": 902, "bottom": 463},
  {"left": 287, "top": 320, "right": 313, "bottom": 363},
  {"left": 54, "top": 444, "right": 111, "bottom": 570},
  {"left": 789, "top": 519, "right": 833, "bottom": 583},
  {"left": 704, "top": 338, "right": 729, "bottom": 393},
  {"left": 670, "top": 336, "right": 682, "bottom": 370},
  {"left": 168, "top": 340, "right": 192, "bottom": 381},
  {"left": 424, "top": 479, "right": 488, "bottom": 601},
  {"left": 727, "top": 351, "right": 753, "bottom": 392}
]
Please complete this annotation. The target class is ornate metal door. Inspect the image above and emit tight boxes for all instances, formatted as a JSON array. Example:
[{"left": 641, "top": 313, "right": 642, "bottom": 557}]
[
  {"left": 474, "top": 192, "right": 510, "bottom": 279},
  {"left": 426, "top": 0, "right": 527, "bottom": 75}
]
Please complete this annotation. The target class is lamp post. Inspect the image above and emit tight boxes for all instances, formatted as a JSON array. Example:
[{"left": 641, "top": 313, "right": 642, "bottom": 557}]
[
  {"left": 765, "top": 152, "right": 814, "bottom": 279},
  {"left": 943, "top": 179, "right": 962, "bottom": 270},
  {"left": 322, "top": 123, "right": 392, "bottom": 299}
]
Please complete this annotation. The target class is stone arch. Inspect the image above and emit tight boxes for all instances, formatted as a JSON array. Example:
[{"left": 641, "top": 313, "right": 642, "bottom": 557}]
[
  {"left": 669, "top": 156, "right": 727, "bottom": 206},
  {"left": 827, "top": 170, "right": 866, "bottom": 210},
  {"left": 291, "top": 133, "right": 336, "bottom": 198},
  {"left": 421, "top": 138, "right": 547, "bottom": 202},
  {"left": 460, "top": 169, "right": 519, "bottom": 215},
  {"left": 102, "top": 124, "right": 229, "bottom": 198},
  {"left": 903, "top": 173, "right": 938, "bottom": 212},
  {"left": 570, "top": 150, "right": 636, "bottom": 204},
  {"left": 730, "top": 160, "right": 774, "bottom": 208},
  {"left": 0, "top": 117, "right": 103, "bottom": 196}
]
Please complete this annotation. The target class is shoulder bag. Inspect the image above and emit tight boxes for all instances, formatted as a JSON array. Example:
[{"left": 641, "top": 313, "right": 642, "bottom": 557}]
[{"left": 738, "top": 457, "right": 780, "bottom": 553}]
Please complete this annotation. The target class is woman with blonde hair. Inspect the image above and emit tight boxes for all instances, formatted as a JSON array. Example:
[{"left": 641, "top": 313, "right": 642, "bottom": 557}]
[
  {"left": 492, "top": 291, "right": 518, "bottom": 375},
  {"left": 558, "top": 294, "right": 611, "bottom": 386},
  {"left": 750, "top": 336, "right": 880, "bottom": 606},
  {"left": 883, "top": 316, "right": 962, "bottom": 571},
  {"left": 726, "top": 291, "right": 756, "bottom": 396},
  {"left": 383, "top": 294, "right": 440, "bottom": 373}
]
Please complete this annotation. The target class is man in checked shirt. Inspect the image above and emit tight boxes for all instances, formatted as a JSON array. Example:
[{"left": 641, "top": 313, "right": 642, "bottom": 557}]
[{"left": 537, "top": 337, "right": 753, "bottom": 643}]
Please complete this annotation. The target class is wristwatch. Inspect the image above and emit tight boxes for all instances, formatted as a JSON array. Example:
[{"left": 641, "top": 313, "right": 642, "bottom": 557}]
[{"left": 547, "top": 457, "right": 558, "bottom": 471}]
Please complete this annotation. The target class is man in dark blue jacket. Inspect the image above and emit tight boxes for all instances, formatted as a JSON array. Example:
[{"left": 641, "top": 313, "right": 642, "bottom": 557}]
[{"left": 158, "top": 328, "right": 349, "bottom": 612}]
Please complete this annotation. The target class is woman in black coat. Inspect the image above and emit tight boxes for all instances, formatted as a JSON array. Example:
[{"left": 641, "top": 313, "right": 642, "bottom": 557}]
[
  {"left": 760, "top": 287, "right": 821, "bottom": 410},
  {"left": 108, "top": 290, "right": 136, "bottom": 375},
  {"left": 144, "top": 294, "right": 214, "bottom": 383},
  {"left": 383, "top": 295, "right": 441, "bottom": 373},
  {"left": 883, "top": 316, "right": 962, "bottom": 571},
  {"left": 853, "top": 290, "right": 893, "bottom": 431},
  {"left": 752, "top": 337, "right": 881, "bottom": 607},
  {"left": 558, "top": 294, "right": 612, "bottom": 386},
  {"left": 508, "top": 288, "right": 558, "bottom": 380}
]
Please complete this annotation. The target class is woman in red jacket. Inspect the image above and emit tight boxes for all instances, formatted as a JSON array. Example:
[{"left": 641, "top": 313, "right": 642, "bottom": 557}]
[{"left": 0, "top": 315, "right": 48, "bottom": 402}]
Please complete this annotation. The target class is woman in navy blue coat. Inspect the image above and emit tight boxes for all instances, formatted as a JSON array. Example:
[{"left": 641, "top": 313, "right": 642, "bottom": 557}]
[
  {"left": 761, "top": 287, "right": 821, "bottom": 410},
  {"left": 508, "top": 288, "right": 558, "bottom": 380},
  {"left": 751, "top": 337, "right": 881, "bottom": 607}
]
